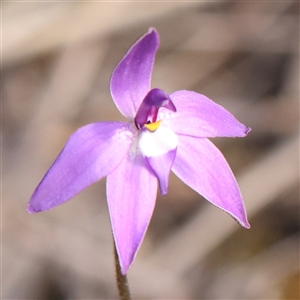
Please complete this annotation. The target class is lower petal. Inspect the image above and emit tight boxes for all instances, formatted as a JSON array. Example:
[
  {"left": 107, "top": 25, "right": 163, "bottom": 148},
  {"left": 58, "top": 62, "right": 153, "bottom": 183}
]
[
  {"left": 172, "top": 135, "right": 250, "bottom": 228},
  {"left": 106, "top": 153, "right": 157, "bottom": 274},
  {"left": 138, "top": 126, "right": 178, "bottom": 195},
  {"left": 28, "top": 122, "right": 134, "bottom": 213},
  {"left": 147, "top": 148, "right": 177, "bottom": 195}
]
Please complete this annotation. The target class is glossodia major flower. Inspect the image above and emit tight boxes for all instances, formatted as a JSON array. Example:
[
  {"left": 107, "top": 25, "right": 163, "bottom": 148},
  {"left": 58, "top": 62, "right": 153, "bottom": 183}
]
[{"left": 28, "top": 28, "right": 251, "bottom": 274}]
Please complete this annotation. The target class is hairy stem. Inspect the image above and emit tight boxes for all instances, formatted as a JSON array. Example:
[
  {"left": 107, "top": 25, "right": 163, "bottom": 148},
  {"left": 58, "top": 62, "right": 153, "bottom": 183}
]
[{"left": 114, "top": 243, "right": 132, "bottom": 300}]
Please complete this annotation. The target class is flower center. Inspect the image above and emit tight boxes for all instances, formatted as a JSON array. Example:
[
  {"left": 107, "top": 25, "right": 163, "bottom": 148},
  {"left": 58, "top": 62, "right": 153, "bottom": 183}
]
[
  {"left": 134, "top": 88, "right": 176, "bottom": 131},
  {"left": 144, "top": 120, "right": 161, "bottom": 132}
]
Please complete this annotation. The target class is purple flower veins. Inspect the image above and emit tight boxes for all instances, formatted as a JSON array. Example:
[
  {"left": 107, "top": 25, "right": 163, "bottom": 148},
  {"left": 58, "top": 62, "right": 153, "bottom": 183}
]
[{"left": 27, "top": 28, "right": 251, "bottom": 274}]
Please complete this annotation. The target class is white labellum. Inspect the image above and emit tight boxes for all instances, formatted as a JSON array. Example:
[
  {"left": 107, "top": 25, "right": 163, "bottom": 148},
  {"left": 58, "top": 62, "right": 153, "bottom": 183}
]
[{"left": 138, "top": 126, "right": 178, "bottom": 157}]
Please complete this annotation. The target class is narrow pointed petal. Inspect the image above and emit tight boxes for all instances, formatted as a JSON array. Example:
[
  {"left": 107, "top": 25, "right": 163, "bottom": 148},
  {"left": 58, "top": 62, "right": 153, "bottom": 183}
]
[
  {"left": 172, "top": 135, "right": 250, "bottom": 228},
  {"left": 110, "top": 28, "right": 159, "bottom": 118},
  {"left": 106, "top": 153, "right": 157, "bottom": 274},
  {"left": 28, "top": 122, "right": 134, "bottom": 213},
  {"left": 162, "top": 90, "right": 250, "bottom": 138},
  {"left": 146, "top": 149, "right": 176, "bottom": 195}
]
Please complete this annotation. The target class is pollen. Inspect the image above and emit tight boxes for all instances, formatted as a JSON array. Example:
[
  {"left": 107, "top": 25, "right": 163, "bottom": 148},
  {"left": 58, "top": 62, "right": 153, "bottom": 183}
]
[{"left": 145, "top": 120, "right": 161, "bottom": 132}]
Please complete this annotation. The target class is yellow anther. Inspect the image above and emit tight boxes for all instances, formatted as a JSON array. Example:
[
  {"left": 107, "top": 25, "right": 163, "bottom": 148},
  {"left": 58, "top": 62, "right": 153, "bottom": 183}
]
[{"left": 144, "top": 120, "right": 161, "bottom": 132}]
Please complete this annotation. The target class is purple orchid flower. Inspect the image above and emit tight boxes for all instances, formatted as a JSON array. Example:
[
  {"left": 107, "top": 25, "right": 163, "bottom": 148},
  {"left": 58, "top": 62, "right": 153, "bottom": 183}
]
[{"left": 28, "top": 28, "right": 250, "bottom": 274}]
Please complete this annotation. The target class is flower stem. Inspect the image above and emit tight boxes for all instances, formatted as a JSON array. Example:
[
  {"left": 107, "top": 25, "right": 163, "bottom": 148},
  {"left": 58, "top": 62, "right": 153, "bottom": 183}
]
[{"left": 114, "top": 243, "right": 132, "bottom": 300}]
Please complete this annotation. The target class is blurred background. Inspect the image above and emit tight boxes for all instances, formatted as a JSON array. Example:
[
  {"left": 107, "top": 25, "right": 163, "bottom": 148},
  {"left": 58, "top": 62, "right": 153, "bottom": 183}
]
[{"left": 2, "top": 1, "right": 299, "bottom": 299}]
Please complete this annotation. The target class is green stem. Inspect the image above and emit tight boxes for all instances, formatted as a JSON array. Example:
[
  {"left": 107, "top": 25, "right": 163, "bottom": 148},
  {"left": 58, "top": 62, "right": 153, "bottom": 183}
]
[{"left": 114, "top": 243, "right": 132, "bottom": 300}]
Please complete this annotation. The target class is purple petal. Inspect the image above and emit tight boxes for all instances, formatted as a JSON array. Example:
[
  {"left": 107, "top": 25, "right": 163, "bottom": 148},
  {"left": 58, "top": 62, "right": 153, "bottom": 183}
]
[
  {"left": 163, "top": 90, "right": 251, "bottom": 138},
  {"left": 28, "top": 122, "right": 134, "bottom": 213},
  {"left": 106, "top": 153, "right": 157, "bottom": 274},
  {"left": 110, "top": 28, "right": 159, "bottom": 118},
  {"left": 146, "top": 148, "right": 177, "bottom": 195},
  {"left": 172, "top": 135, "right": 250, "bottom": 228}
]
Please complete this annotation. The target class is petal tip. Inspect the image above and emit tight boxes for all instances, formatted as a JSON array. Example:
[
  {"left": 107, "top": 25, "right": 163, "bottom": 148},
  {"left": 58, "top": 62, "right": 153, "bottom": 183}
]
[
  {"left": 115, "top": 248, "right": 132, "bottom": 275},
  {"left": 160, "top": 189, "right": 168, "bottom": 196},
  {"left": 120, "top": 264, "right": 130, "bottom": 275},
  {"left": 148, "top": 27, "right": 157, "bottom": 34},
  {"left": 147, "top": 27, "right": 158, "bottom": 37},
  {"left": 27, "top": 204, "right": 40, "bottom": 214},
  {"left": 245, "top": 126, "right": 252, "bottom": 135},
  {"left": 146, "top": 27, "right": 160, "bottom": 46},
  {"left": 241, "top": 220, "right": 251, "bottom": 229},
  {"left": 235, "top": 215, "right": 251, "bottom": 229}
]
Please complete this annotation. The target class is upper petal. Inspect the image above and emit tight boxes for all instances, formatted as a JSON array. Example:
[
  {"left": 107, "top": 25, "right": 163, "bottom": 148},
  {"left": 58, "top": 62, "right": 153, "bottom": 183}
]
[
  {"left": 172, "top": 135, "right": 250, "bottom": 228},
  {"left": 161, "top": 90, "right": 250, "bottom": 138},
  {"left": 110, "top": 28, "right": 159, "bottom": 118},
  {"left": 106, "top": 153, "right": 157, "bottom": 274},
  {"left": 28, "top": 122, "right": 134, "bottom": 213}
]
